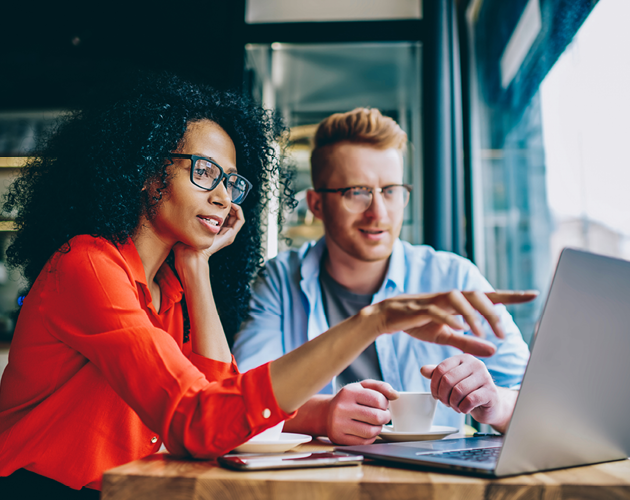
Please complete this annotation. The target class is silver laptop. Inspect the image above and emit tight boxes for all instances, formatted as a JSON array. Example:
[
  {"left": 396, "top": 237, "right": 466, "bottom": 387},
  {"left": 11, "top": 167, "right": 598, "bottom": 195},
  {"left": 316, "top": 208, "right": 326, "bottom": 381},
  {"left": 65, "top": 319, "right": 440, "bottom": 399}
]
[{"left": 340, "top": 248, "right": 630, "bottom": 476}]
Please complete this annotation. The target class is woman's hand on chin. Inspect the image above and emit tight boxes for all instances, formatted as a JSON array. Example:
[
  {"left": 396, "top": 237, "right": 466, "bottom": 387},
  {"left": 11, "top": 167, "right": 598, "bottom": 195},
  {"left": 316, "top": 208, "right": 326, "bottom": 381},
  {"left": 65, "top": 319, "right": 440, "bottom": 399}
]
[
  {"left": 203, "top": 203, "right": 246, "bottom": 258},
  {"left": 174, "top": 204, "right": 245, "bottom": 274}
]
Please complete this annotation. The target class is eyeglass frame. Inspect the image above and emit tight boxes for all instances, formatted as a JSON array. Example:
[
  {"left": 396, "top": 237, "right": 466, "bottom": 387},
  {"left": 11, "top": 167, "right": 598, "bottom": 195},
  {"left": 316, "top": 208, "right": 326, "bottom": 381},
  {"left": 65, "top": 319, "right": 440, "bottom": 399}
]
[
  {"left": 167, "top": 153, "right": 253, "bottom": 204},
  {"left": 314, "top": 184, "right": 412, "bottom": 212}
]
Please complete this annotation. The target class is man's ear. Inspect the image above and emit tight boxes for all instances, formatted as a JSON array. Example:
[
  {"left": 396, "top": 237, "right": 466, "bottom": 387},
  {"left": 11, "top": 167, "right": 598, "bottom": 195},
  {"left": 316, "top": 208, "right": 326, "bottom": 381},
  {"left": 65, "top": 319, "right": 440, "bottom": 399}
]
[{"left": 306, "top": 189, "right": 324, "bottom": 221}]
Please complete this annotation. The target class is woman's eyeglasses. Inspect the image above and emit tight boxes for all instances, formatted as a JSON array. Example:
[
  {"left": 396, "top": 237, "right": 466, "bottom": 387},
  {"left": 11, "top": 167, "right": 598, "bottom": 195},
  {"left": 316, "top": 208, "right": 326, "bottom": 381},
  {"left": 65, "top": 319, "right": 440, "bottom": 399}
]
[
  {"left": 315, "top": 184, "right": 412, "bottom": 213},
  {"left": 168, "top": 153, "right": 252, "bottom": 204}
]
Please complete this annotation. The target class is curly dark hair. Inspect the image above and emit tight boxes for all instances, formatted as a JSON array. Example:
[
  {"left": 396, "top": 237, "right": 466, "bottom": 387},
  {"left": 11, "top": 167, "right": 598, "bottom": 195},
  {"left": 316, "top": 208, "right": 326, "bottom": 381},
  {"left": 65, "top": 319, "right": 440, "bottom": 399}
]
[{"left": 3, "top": 71, "right": 296, "bottom": 343}]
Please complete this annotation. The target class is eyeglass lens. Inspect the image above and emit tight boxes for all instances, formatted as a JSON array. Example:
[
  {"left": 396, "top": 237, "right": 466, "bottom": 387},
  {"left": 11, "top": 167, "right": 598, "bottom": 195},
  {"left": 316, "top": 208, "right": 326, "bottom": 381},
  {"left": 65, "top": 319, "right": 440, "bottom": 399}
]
[
  {"left": 342, "top": 186, "right": 410, "bottom": 213},
  {"left": 192, "top": 158, "right": 249, "bottom": 203}
]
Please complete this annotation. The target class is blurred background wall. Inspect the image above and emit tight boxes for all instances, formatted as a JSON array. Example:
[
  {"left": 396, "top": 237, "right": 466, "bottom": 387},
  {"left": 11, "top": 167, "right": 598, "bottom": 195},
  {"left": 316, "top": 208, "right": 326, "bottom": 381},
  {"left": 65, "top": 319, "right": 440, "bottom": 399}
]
[{"left": 4, "top": 0, "right": 628, "bottom": 355}]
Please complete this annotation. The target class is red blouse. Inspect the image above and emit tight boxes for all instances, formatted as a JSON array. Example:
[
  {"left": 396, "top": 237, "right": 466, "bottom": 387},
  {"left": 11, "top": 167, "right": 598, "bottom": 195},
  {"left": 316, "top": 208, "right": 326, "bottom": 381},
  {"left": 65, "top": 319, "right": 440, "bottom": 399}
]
[{"left": 0, "top": 235, "right": 292, "bottom": 490}]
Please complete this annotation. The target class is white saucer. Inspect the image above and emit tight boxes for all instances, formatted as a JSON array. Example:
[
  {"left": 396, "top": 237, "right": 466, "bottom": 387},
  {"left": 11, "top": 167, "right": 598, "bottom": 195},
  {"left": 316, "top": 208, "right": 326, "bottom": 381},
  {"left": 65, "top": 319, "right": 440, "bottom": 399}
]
[
  {"left": 233, "top": 433, "right": 312, "bottom": 453},
  {"left": 378, "top": 425, "right": 458, "bottom": 442}
]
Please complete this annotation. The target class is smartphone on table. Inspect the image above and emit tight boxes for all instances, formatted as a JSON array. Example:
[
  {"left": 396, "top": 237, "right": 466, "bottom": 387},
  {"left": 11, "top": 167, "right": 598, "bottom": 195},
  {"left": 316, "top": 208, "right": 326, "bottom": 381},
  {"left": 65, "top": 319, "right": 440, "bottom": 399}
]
[{"left": 218, "top": 451, "right": 364, "bottom": 471}]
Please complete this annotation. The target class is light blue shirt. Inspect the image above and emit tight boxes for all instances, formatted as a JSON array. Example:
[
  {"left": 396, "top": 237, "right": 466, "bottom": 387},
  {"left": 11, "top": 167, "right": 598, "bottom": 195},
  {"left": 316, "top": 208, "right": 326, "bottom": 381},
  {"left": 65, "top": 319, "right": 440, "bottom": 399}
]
[{"left": 233, "top": 238, "right": 530, "bottom": 430}]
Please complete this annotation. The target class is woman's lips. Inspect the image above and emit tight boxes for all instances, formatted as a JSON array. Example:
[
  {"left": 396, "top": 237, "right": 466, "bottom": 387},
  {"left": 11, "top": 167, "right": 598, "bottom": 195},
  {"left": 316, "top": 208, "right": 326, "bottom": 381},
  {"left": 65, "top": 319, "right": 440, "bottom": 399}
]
[{"left": 197, "top": 215, "right": 223, "bottom": 234}]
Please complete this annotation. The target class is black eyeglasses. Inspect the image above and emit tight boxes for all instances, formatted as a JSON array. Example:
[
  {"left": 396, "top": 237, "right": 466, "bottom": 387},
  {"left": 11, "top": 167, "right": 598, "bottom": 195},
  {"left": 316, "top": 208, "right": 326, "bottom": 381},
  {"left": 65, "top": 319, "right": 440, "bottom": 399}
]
[
  {"left": 168, "top": 153, "right": 253, "bottom": 204},
  {"left": 315, "top": 184, "right": 412, "bottom": 213}
]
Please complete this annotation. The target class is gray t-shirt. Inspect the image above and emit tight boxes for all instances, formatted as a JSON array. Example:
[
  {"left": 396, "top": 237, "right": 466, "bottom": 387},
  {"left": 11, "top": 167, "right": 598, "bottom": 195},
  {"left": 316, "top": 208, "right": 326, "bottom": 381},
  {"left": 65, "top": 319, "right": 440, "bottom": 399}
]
[{"left": 319, "top": 262, "right": 384, "bottom": 389}]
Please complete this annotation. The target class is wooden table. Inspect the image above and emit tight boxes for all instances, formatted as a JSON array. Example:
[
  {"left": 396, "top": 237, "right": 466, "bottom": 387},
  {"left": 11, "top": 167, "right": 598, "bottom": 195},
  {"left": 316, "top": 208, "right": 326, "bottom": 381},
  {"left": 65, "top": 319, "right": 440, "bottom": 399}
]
[{"left": 101, "top": 441, "right": 630, "bottom": 500}]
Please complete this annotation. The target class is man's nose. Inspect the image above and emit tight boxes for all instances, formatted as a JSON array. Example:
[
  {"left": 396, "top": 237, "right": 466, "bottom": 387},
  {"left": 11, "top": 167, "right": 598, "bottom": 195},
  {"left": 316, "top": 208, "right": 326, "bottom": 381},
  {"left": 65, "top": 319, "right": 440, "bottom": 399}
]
[{"left": 364, "top": 190, "right": 389, "bottom": 220}]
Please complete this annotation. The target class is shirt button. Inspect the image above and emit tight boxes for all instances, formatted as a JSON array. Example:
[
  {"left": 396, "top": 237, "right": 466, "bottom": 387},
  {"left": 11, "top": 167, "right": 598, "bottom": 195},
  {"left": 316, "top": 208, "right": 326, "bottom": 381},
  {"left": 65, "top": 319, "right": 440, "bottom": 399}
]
[
  {"left": 262, "top": 408, "right": 271, "bottom": 419},
  {"left": 151, "top": 436, "right": 158, "bottom": 444}
]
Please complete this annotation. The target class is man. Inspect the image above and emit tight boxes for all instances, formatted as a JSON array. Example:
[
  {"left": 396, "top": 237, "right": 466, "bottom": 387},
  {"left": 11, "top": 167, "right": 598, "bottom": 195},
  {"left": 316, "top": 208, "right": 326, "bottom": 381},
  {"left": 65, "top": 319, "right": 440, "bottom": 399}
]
[{"left": 233, "top": 108, "right": 530, "bottom": 445}]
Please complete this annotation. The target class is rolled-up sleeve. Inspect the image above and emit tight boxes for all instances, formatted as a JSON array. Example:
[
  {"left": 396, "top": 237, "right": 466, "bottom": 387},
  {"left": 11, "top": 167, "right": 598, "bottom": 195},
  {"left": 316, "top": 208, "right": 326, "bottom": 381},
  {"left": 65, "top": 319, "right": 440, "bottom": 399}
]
[{"left": 42, "top": 242, "right": 293, "bottom": 459}]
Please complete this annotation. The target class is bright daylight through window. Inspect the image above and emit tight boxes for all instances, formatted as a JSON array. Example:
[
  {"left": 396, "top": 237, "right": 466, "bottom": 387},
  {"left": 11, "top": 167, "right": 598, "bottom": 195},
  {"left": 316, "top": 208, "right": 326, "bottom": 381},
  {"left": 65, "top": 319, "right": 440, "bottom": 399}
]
[
  {"left": 468, "top": 0, "right": 624, "bottom": 344},
  {"left": 541, "top": 0, "right": 630, "bottom": 264}
]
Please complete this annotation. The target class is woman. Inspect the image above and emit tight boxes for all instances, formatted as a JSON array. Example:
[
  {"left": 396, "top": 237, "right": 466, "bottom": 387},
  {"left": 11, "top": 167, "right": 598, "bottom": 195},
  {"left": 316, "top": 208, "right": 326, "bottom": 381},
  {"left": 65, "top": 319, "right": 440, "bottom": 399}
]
[{"left": 0, "top": 73, "right": 534, "bottom": 496}]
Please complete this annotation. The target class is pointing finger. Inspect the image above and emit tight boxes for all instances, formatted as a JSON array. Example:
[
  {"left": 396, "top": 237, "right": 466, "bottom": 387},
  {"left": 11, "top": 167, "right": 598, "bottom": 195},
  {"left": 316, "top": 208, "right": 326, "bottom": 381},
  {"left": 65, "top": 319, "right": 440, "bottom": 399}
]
[
  {"left": 439, "top": 291, "right": 485, "bottom": 338},
  {"left": 485, "top": 290, "right": 538, "bottom": 304},
  {"left": 463, "top": 291, "right": 505, "bottom": 339}
]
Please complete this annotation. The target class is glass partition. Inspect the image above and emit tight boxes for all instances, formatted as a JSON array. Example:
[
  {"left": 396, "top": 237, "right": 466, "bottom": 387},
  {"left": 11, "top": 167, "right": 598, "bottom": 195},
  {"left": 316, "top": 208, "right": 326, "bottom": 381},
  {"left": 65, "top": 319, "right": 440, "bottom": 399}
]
[{"left": 244, "top": 42, "right": 422, "bottom": 256}]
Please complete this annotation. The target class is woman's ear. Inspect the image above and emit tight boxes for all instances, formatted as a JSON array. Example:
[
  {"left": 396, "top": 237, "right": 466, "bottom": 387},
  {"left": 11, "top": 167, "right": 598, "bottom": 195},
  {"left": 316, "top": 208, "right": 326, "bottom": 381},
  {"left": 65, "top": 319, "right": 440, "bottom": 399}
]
[
  {"left": 142, "top": 174, "right": 167, "bottom": 207},
  {"left": 306, "top": 189, "right": 324, "bottom": 221}
]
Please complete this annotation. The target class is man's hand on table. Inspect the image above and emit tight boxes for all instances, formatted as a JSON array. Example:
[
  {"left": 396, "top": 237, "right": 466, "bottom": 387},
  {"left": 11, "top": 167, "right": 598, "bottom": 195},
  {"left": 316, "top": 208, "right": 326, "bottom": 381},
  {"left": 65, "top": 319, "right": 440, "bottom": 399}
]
[
  {"left": 421, "top": 354, "right": 517, "bottom": 434},
  {"left": 325, "top": 380, "right": 399, "bottom": 445}
]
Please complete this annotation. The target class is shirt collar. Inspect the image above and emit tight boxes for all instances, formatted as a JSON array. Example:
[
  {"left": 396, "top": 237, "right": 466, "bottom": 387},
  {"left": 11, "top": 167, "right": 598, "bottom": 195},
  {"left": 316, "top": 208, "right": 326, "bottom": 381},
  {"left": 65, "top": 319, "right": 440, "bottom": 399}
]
[
  {"left": 300, "top": 237, "right": 328, "bottom": 284},
  {"left": 300, "top": 237, "right": 406, "bottom": 294},
  {"left": 118, "top": 238, "right": 149, "bottom": 287},
  {"left": 118, "top": 239, "right": 183, "bottom": 311},
  {"left": 155, "top": 264, "right": 184, "bottom": 311},
  {"left": 384, "top": 238, "right": 406, "bottom": 293}
]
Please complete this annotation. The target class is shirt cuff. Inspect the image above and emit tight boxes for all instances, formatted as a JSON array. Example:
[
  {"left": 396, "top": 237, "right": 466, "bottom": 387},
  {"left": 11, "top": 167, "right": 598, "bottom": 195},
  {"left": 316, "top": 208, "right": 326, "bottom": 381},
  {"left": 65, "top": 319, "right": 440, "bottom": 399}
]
[
  {"left": 240, "top": 362, "right": 297, "bottom": 437},
  {"left": 188, "top": 352, "right": 240, "bottom": 380}
]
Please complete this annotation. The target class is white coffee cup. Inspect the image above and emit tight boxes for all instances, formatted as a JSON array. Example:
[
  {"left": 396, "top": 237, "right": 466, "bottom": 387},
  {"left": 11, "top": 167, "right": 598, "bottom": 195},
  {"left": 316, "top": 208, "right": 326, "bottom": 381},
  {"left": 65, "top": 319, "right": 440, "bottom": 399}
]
[
  {"left": 249, "top": 421, "right": 285, "bottom": 442},
  {"left": 389, "top": 392, "right": 437, "bottom": 433}
]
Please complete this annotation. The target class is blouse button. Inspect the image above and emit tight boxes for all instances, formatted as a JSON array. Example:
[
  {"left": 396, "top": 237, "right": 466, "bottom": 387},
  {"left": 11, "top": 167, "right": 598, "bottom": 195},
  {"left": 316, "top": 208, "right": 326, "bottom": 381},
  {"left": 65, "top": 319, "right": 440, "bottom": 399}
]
[
  {"left": 151, "top": 436, "right": 158, "bottom": 444},
  {"left": 262, "top": 408, "right": 271, "bottom": 419}
]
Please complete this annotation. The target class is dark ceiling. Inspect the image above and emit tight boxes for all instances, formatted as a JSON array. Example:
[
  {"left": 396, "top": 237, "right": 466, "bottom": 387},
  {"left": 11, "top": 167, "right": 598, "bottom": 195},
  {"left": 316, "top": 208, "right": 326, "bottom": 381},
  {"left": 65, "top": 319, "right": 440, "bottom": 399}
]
[
  {"left": 0, "top": 1, "right": 426, "bottom": 111},
  {"left": 0, "top": 1, "right": 247, "bottom": 110}
]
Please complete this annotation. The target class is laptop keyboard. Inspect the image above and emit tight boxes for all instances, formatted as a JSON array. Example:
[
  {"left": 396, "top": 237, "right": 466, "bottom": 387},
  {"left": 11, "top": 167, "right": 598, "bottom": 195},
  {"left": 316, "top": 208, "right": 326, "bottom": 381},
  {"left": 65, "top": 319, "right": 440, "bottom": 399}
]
[{"left": 417, "top": 446, "right": 501, "bottom": 463}]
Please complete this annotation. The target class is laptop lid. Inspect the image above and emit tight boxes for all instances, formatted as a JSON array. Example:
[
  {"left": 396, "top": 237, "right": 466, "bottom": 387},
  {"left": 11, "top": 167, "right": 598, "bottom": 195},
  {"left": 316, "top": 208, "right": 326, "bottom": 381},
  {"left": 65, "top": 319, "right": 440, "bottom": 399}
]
[
  {"left": 495, "top": 248, "right": 630, "bottom": 475},
  {"left": 340, "top": 248, "right": 630, "bottom": 476}
]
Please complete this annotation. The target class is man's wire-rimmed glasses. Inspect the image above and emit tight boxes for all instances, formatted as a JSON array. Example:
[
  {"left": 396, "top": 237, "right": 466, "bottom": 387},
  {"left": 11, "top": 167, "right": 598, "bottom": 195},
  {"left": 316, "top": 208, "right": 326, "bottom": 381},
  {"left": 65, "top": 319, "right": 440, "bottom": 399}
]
[
  {"left": 315, "top": 184, "right": 412, "bottom": 213},
  {"left": 169, "top": 153, "right": 253, "bottom": 204}
]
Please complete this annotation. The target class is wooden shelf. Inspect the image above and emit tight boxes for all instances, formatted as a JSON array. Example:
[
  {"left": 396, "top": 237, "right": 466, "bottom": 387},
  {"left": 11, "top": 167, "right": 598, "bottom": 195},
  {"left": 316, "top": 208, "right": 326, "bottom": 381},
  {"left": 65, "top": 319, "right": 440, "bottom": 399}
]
[
  {"left": 0, "top": 157, "right": 29, "bottom": 168},
  {"left": 0, "top": 221, "right": 16, "bottom": 232}
]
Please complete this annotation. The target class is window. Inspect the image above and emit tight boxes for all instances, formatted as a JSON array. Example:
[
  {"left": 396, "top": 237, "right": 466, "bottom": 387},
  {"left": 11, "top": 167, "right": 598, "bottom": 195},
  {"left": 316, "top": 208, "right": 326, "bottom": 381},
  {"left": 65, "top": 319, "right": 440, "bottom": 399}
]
[{"left": 466, "top": 0, "right": 621, "bottom": 343}]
